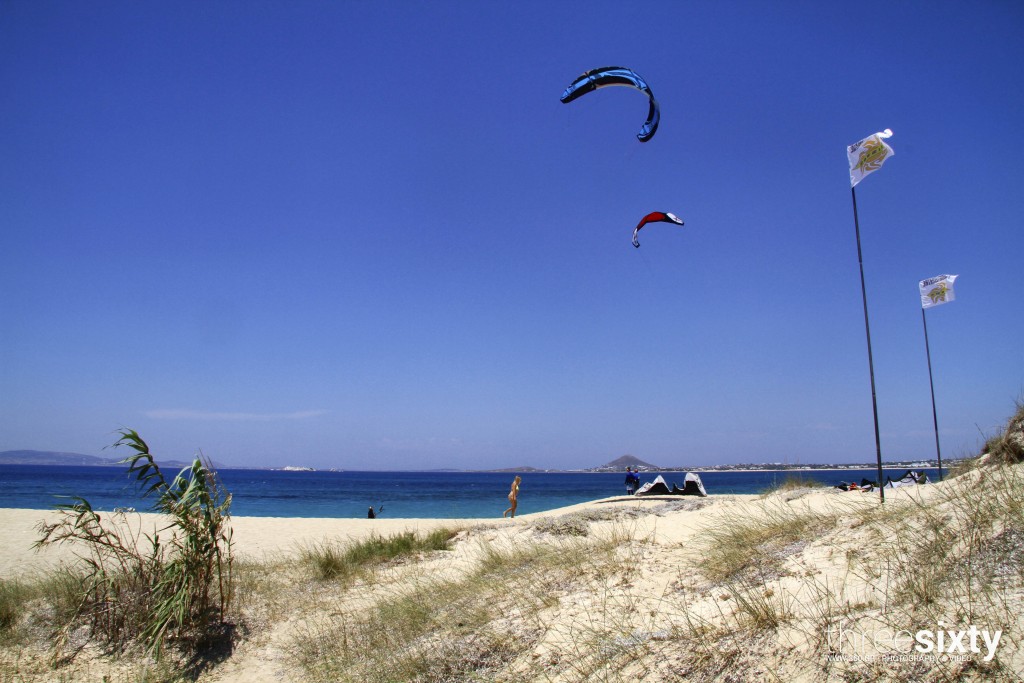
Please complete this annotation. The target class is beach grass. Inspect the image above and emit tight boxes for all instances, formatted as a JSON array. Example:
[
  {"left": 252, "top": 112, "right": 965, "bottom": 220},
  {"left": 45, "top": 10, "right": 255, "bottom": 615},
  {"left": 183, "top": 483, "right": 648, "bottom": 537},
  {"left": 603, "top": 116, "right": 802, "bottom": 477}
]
[
  {"left": 3, "top": 466, "right": 1024, "bottom": 681},
  {"left": 288, "top": 527, "right": 631, "bottom": 682},
  {"left": 696, "top": 497, "right": 839, "bottom": 584},
  {"left": 981, "top": 399, "right": 1024, "bottom": 466},
  {"left": 2, "top": 404, "right": 1024, "bottom": 681},
  {"left": 298, "top": 527, "right": 459, "bottom": 582},
  {"left": 0, "top": 578, "right": 35, "bottom": 641},
  {"left": 764, "top": 472, "right": 827, "bottom": 494}
]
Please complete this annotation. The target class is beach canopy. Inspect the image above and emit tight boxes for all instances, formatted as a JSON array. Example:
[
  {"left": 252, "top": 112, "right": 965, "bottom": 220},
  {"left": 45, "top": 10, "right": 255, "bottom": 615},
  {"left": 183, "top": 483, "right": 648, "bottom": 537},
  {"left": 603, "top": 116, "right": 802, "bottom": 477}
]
[{"left": 634, "top": 473, "right": 707, "bottom": 497}]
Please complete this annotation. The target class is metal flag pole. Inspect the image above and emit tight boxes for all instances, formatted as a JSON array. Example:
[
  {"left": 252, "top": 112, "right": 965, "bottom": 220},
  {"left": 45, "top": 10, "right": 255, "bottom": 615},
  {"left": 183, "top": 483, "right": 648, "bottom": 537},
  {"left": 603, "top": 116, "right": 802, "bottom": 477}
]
[
  {"left": 921, "top": 306, "right": 943, "bottom": 481},
  {"left": 851, "top": 186, "right": 886, "bottom": 503}
]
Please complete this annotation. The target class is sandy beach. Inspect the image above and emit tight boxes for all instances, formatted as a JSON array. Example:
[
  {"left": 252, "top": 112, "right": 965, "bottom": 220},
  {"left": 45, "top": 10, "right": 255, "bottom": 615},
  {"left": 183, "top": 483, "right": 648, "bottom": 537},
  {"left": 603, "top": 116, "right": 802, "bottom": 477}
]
[
  {"left": 0, "top": 495, "right": 715, "bottom": 578},
  {"left": 2, "top": 469, "right": 1022, "bottom": 682}
]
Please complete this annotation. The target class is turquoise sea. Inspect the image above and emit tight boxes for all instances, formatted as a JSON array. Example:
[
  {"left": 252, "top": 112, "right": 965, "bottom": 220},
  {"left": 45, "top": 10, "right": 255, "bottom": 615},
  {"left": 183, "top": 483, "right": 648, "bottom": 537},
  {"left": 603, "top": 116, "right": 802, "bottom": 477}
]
[{"left": 0, "top": 465, "right": 941, "bottom": 519}]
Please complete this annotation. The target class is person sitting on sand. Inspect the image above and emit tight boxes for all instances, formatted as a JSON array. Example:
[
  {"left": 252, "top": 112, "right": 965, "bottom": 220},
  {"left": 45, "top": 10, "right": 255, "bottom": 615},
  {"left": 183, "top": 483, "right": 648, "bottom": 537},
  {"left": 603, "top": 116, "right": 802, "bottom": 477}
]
[{"left": 503, "top": 475, "right": 521, "bottom": 518}]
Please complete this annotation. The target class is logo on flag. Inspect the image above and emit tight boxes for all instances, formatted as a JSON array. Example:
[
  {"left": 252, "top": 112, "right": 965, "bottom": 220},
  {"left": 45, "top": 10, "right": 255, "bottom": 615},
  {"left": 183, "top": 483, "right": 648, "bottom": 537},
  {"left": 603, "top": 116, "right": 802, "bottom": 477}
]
[
  {"left": 848, "top": 129, "right": 895, "bottom": 187},
  {"left": 919, "top": 274, "right": 959, "bottom": 309}
]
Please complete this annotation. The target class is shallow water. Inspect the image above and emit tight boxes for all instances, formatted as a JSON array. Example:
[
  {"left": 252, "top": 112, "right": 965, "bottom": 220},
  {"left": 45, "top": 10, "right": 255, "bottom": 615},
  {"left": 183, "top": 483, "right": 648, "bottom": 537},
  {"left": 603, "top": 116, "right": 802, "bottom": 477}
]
[{"left": 0, "top": 465, "right": 939, "bottom": 519}]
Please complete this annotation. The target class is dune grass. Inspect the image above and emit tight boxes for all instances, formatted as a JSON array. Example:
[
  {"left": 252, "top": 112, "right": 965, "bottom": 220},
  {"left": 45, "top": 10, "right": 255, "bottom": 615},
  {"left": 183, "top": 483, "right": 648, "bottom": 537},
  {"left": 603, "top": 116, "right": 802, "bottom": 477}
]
[
  {"left": 648, "top": 415, "right": 1024, "bottom": 681},
  {"left": 298, "top": 528, "right": 459, "bottom": 582},
  {"left": 982, "top": 400, "right": 1024, "bottom": 466},
  {"left": 0, "top": 578, "right": 35, "bottom": 640},
  {"left": 288, "top": 524, "right": 636, "bottom": 683},
  {"left": 765, "top": 472, "right": 827, "bottom": 494},
  {"left": 4, "top": 462, "right": 1023, "bottom": 681},
  {"left": 4, "top": 405, "right": 1024, "bottom": 682},
  {"left": 696, "top": 497, "right": 839, "bottom": 585}
]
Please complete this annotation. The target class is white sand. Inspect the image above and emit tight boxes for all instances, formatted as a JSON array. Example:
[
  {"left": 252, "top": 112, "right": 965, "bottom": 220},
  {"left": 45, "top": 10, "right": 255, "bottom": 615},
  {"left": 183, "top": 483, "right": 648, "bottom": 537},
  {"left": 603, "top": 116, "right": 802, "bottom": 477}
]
[
  {"left": 0, "top": 495, "right": 710, "bottom": 578},
  {"left": 5, "top": 477, "right": 1021, "bottom": 682}
]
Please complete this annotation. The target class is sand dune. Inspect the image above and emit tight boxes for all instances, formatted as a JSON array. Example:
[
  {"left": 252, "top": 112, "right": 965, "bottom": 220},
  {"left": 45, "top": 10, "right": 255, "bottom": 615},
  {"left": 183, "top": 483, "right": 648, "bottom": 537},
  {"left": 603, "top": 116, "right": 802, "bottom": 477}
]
[{"left": 2, "top": 471, "right": 1022, "bottom": 682}]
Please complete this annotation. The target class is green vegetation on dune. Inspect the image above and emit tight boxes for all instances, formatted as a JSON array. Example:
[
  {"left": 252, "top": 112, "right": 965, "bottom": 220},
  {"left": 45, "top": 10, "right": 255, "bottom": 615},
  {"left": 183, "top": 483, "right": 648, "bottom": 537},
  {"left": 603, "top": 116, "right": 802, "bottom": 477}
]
[{"left": 1, "top": 403, "right": 1022, "bottom": 681}]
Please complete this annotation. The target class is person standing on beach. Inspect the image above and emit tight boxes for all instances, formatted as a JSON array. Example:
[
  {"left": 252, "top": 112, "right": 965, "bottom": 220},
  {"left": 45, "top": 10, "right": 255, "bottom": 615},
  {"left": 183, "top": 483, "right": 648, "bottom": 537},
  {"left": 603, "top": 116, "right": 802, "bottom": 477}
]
[
  {"left": 503, "top": 475, "right": 521, "bottom": 518},
  {"left": 625, "top": 467, "right": 635, "bottom": 495}
]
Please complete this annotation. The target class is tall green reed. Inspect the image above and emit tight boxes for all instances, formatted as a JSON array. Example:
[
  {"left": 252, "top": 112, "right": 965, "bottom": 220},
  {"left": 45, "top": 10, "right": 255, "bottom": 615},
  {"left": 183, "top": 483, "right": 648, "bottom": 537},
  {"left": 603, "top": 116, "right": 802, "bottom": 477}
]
[{"left": 34, "top": 429, "right": 234, "bottom": 660}]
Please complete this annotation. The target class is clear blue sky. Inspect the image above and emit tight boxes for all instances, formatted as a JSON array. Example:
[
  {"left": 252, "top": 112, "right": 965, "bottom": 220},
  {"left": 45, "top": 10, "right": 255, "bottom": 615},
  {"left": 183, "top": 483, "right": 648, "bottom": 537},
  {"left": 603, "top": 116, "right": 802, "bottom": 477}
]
[{"left": 2, "top": 1, "right": 1022, "bottom": 470}]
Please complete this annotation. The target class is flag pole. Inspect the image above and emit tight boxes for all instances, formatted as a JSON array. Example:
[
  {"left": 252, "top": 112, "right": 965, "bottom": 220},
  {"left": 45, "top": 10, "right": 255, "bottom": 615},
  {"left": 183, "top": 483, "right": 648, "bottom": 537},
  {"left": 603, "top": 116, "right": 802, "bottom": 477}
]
[
  {"left": 921, "top": 307, "right": 943, "bottom": 481},
  {"left": 851, "top": 186, "right": 885, "bottom": 502}
]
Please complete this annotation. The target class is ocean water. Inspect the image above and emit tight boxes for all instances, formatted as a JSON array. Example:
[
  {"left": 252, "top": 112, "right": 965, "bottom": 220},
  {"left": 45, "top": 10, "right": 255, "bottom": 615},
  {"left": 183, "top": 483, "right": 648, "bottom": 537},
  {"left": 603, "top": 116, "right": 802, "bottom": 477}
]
[{"left": 0, "top": 465, "right": 940, "bottom": 519}]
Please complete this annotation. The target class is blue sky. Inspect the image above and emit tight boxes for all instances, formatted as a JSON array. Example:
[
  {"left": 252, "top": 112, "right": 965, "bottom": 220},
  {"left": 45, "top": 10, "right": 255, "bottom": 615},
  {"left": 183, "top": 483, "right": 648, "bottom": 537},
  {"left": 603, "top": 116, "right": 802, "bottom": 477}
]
[{"left": 2, "top": 1, "right": 1022, "bottom": 470}]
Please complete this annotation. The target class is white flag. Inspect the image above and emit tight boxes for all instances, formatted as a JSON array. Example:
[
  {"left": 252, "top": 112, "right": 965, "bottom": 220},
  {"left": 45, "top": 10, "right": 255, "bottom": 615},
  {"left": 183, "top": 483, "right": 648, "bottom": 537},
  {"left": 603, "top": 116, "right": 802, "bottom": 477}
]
[
  {"left": 919, "top": 274, "right": 959, "bottom": 309},
  {"left": 848, "top": 129, "right": 895, "bottom": 187}
]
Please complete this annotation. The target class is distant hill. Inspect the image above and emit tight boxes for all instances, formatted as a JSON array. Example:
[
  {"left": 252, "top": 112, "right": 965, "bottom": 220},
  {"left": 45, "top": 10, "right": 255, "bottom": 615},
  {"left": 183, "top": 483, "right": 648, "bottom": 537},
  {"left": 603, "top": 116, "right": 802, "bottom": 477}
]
[
  {"left": 0, "top": 450, "right": 217, "bottom": 470},
  {"left": 487, "top": 466, "right": 550, "bottom": 473},
  {"left": 591, "top": 455, "right": 660, "bottom": 472},
  {"left": 0, "top": 450, "right": 117, "bottom": 466}
]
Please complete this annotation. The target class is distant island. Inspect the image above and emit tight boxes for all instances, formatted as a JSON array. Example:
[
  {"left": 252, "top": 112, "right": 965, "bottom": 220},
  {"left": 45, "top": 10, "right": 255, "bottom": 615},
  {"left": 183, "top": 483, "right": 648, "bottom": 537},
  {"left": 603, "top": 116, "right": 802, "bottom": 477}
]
[
  {"left": 0, "top": 450, "right": 945, "bottom": 473},
  {"left": 495, "top": 453, "right": 946, "bottom": 474},
  {"left": 0, "top": 450, "right": 214, "bottom": 470},
  {"left": 0, "top": 450, "right": 118, "bottom": 467}
]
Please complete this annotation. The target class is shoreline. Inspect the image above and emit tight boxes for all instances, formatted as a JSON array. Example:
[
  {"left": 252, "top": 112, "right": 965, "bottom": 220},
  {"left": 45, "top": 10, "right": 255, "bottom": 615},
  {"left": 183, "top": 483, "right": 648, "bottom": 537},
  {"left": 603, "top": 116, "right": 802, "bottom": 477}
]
[
  {"left": 0, "top": 494, "right": 749, "bottom": 578},
  {"left": 0, "top": 462, "right": 944, "bottom": 473},
  {"left": 5, "top": 471, "right": 1016, "bottom": 681}
]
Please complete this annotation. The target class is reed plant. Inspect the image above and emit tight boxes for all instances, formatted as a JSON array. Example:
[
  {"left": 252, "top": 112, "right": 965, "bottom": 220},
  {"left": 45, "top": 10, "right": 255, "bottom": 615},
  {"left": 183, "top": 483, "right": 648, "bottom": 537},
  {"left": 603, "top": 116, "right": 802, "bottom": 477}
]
[{"left": 33, "top": 429, "right": 234, "bottom": 661}]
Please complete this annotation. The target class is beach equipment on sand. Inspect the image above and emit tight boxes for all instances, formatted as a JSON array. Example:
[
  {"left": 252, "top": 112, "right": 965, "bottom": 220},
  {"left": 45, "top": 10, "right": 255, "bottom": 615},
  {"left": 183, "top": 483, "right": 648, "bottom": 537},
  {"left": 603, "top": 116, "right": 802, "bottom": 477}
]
[
  {"left": 634, "top": 473, "right": 707, "bottom": 497},
  {"left": 835, "top": 478, "right": 878, "bottom": 492},
  {"left": 836, "top": 470, "right": 927, "bottom": 492},
  {"left": 883, "top": 470, "right": 928, "bottom": 489}
]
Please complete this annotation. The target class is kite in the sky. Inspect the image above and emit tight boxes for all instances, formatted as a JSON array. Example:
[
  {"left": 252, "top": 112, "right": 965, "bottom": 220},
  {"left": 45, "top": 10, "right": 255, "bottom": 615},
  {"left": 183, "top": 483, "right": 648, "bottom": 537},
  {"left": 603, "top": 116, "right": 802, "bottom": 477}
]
[
  {"left": 560, "top": 66, "right": 660, "bottom": 142},
  {"left": 632, "top": 211, "right": 684, "bottom": 248}
]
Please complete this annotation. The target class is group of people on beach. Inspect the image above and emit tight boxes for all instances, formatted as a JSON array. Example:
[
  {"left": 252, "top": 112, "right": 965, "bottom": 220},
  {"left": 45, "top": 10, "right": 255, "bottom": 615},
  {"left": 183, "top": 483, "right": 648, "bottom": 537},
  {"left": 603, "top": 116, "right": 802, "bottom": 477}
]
[
  {"left": 366, "top": 477, "right": 523, "bottom": 520},
  {"left": 371, "top": 467, "right": 647, "bottom": 521},
  {"left": 501, "top": 466, "right": 642, "bottom": 520}
]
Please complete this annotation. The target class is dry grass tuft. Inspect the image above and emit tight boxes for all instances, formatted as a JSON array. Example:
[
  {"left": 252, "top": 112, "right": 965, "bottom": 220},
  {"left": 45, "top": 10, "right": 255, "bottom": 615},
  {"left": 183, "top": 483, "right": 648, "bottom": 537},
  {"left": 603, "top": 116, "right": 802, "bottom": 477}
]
[
  {"left": 289, "top": 530, "right": 627, "bottom": 682},
  {"left": 298, "top": 528, "right": 458, "bottom": 582},
  {"left": 982, "top": 400, "right": 1024, "bottom": 465},
  {"left": 697, "top": 498, "right": 838, "bottom": 585},
  {"left": 6, "top": 406, "right": 1024, "bottom": 681}
]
